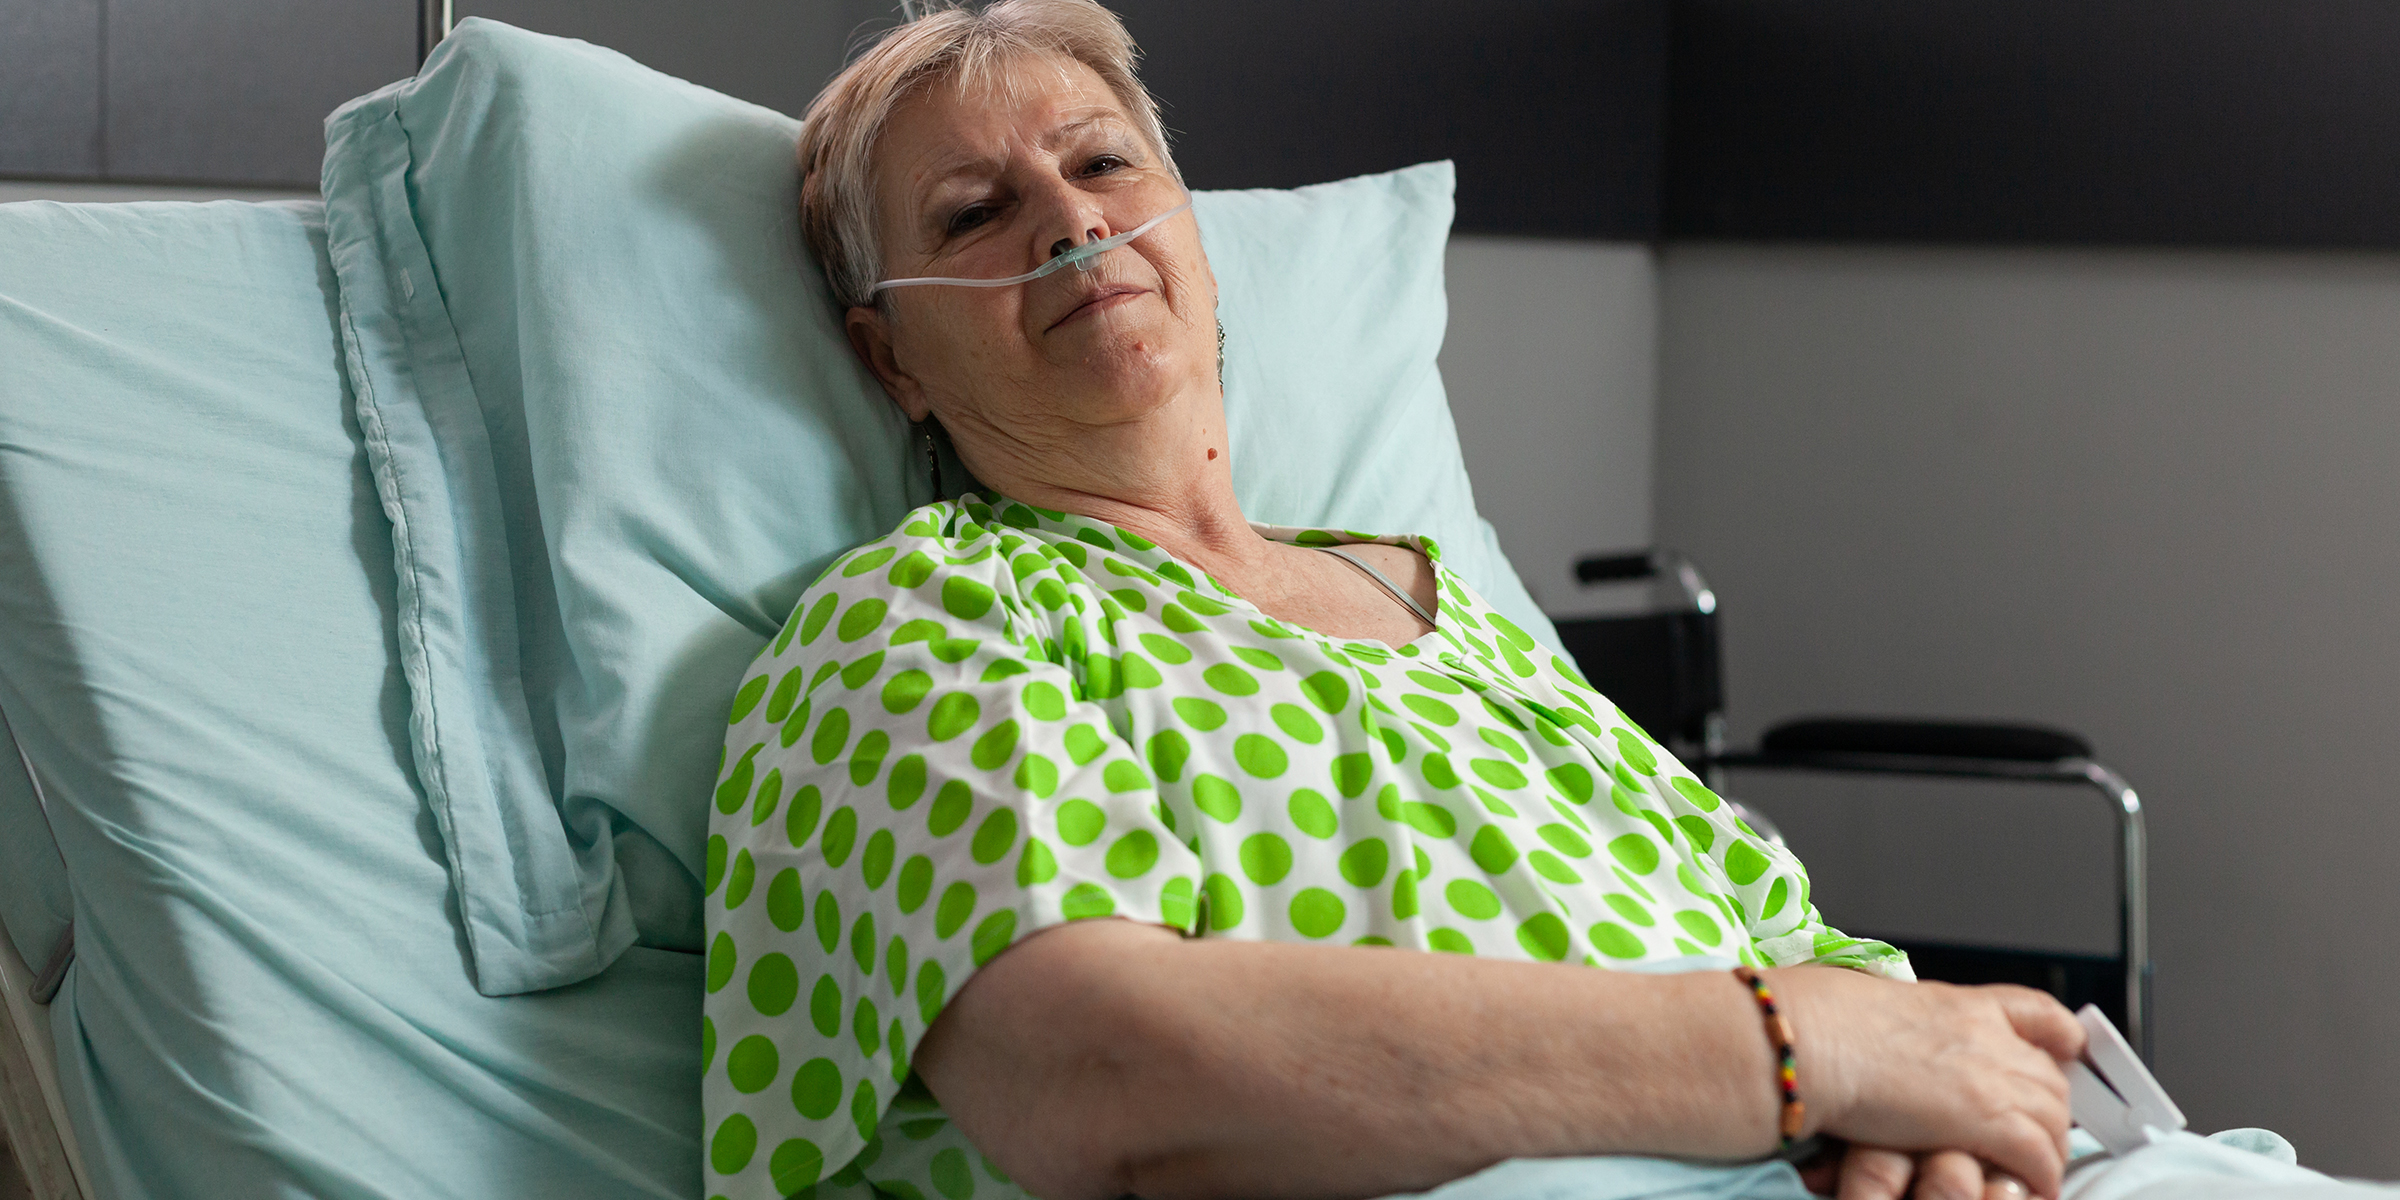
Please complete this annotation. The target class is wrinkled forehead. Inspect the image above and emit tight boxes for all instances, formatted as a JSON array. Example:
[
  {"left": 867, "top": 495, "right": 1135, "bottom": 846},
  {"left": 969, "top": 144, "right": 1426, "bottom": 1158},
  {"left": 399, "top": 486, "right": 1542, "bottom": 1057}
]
[{"left": 873, "top": 54, "right": 1142, "bottom": 199}]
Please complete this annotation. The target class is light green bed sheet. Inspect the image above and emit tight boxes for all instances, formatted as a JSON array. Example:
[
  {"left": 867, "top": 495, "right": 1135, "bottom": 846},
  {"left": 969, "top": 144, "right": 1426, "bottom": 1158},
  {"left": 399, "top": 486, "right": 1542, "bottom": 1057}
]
[{"left": 0, "top": 197, "right": 701, "bottom": 1199}]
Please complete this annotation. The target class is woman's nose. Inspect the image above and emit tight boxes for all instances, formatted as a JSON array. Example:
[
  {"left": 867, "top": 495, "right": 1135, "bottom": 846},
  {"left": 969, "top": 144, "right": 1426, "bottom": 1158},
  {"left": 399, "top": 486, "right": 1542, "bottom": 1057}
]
[
  {"left": 1029, "top": 175, "right": 1113, "bottom": 261},
  {"left": 1048, "top": 228, "right": 1107, "bottom": 260}
]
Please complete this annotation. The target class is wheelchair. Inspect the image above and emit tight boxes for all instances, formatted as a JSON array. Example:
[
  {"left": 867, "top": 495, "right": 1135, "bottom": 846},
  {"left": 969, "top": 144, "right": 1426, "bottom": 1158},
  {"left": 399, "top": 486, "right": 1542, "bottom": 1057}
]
[{"left": 1553, "top": 550, "right": 2151, "bottom": 1060}]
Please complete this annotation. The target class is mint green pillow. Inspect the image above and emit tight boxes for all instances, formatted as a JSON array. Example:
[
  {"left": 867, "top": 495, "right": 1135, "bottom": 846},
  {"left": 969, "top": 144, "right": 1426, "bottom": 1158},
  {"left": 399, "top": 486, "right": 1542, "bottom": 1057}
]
[
  {"left": 1200, "top": 163, "right": 1554, "bottom": 645},
  {"left": 321, "top": 18, "right": 1558, "bottom": 995}
]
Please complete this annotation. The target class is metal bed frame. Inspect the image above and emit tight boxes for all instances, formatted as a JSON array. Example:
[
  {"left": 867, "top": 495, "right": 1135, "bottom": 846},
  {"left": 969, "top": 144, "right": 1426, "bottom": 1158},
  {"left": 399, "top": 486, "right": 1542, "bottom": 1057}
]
[
  {"left": 1, "top": 929, "right": 86, "bottom": 1200},
  {"left": 0, "top": 711, "right": 90, "bottom": 1200}
]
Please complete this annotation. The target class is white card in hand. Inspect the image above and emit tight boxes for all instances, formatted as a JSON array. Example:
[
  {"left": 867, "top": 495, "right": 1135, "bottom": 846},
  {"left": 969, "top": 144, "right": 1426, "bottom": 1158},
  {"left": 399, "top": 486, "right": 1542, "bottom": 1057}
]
[{"left": 2067, "top": 1004, "right": 2184, "bottom": 1157}]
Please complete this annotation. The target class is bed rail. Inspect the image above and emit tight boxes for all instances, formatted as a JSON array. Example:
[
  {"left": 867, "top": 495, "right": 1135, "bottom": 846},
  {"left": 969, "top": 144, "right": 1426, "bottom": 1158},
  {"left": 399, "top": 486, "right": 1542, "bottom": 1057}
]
[
  {"left": 0, "top": 917, "right": 88, "bottom": 1200},
  {"left": 0, "top": 706, "right": 87, "bottom": 1200}
]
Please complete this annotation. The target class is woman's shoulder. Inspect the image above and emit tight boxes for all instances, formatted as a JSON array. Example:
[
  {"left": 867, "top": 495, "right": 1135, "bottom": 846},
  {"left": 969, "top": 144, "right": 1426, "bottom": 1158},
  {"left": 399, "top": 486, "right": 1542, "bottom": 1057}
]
[
  {"left": 806, "top": 494, "right": 1041, "bottom": 583},
  {"left": 775, "top": 498, "right": 1062, "bottom": 647}
]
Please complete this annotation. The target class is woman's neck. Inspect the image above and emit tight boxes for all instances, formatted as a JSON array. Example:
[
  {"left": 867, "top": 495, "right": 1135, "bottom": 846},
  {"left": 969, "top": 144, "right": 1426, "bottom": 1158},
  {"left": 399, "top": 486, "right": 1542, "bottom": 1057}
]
[{"left": 948, "top": 391, "right": 1282, "bottom": 586}]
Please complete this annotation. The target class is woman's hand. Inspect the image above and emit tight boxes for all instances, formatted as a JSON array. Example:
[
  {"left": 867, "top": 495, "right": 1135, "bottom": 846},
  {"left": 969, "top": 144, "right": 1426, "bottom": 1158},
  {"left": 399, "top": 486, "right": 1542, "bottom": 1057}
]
[
  {"left": 1773, "top": 968, "right": 2086, "bottom": 1196},
  {"left": 1825, "top": 1144, "right": 2035, "bottom": 1200}
]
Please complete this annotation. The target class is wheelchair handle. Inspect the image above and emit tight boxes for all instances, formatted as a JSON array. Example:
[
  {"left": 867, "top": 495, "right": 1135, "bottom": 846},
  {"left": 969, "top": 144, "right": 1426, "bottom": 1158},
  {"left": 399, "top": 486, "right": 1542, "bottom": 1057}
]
[
  {"left": 1575, "top": 553, "right": 1659, "bottom": 583},
  {"left": 1574, "top": 550, "right": 1717, "bottom": 615}
]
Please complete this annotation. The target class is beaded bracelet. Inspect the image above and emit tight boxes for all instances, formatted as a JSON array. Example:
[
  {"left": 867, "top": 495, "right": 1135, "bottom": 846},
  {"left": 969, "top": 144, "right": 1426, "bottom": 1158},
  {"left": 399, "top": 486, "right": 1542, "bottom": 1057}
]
[{"left": 1731, "top": 965, "right": 1805, "bottom": 1151}]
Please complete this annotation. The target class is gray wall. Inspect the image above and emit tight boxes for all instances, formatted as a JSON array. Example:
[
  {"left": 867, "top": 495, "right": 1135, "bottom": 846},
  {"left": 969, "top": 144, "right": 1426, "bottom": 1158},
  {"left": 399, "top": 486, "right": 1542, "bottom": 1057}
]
[
  {"left": 1442, "top": 239, "right": 1658, "bottom": 615},
  {"left": 0, "top": 180, "right": 314, "bottom": 203},
  {"left": 1657, "top": 242, "right": 2400, "bottom": 1174},
  {"left": 0, "top": 0, "right": 416, "bottom": 186},
  {"left": 0, "top": 0, "right": 102, "bottom": 176},
  {"left": 0, "top": 0, "right": 881, "bottom": 188}
]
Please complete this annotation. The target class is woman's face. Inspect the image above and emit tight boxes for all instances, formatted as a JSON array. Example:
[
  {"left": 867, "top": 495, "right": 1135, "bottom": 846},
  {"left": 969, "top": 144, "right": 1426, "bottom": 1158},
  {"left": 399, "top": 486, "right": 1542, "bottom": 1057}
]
[{"left": 847, "top": 55, "right": 1217, "bottom": 451}]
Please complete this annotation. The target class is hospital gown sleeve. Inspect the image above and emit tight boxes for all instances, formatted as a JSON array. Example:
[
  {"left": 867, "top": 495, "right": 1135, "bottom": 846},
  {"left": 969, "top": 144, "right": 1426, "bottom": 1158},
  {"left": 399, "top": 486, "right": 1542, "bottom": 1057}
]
[
  {"left": 701, "top": 529, "right": 1202, "bottom": 1198},
  {"left": 1533, "top": 669, "right": 1911, "bottom": 980},
  {"left": 1633, "top": 735, "right": 1913, "bottom": 981}
]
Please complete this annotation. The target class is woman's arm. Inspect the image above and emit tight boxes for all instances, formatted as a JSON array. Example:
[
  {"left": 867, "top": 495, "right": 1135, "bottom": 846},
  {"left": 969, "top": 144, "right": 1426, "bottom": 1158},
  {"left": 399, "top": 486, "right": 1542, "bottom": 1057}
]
[{"left": 918, "top": 920, "right": 2082, "bottom": 1200}]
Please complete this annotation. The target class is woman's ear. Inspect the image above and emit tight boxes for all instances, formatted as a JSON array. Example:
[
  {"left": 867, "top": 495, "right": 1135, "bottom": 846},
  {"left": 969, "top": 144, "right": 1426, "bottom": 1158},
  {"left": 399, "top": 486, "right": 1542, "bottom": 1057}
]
[{"left": 845, "top": 305, "right": 931, "bottom": 422}]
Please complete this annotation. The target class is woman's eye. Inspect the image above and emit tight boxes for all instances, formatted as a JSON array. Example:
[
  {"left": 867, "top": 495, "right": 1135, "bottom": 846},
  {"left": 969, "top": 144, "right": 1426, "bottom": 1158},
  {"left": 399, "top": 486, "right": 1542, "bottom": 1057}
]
[
  {"left": 946, "top": 205, "right": 995, "bottom": 235},
  {"left": 1081, "top": 154, "right": 1129, "bottom": 177}
]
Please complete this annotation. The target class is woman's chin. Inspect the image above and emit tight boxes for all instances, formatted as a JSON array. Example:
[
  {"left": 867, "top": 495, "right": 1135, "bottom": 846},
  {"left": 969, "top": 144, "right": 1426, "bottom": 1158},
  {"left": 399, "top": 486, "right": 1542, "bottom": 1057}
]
[
  {"left": 1045, "top": 357, "right": 1202, "bottom": 426},
  {"left": 1046, "top": 301, "right": 1173, "bottom": 352},
  {"left": 1049, "top": 330, "right": 1204, "bottom": 404}
]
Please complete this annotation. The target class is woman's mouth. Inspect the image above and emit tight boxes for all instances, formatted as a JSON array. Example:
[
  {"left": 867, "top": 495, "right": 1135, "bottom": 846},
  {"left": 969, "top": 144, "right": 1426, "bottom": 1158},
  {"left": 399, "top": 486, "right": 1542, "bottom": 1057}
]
[{"left": 1050, "top": 285, "right": 1146, "bottom": 331}]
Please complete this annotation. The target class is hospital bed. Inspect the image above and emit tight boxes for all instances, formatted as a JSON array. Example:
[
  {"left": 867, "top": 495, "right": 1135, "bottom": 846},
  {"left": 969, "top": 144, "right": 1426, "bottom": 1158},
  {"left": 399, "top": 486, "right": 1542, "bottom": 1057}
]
[
  {"left": 0, "top": 18, "right": 1560, "bottom": 1196},
  {"left": 0, "top": 17, "right": 2144, "bottom": 1200}
]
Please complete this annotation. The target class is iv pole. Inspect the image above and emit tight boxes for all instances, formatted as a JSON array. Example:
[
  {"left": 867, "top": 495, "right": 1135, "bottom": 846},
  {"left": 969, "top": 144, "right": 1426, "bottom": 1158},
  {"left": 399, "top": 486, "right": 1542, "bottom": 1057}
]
[{"left": 418, "top": 0, "right": 454, "bottom": 67}]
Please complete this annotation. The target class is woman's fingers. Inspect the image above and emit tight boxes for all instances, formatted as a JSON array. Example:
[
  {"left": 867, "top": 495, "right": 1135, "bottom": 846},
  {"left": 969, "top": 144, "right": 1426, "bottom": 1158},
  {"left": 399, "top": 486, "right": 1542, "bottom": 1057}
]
[
  {"left": 1932, "top": 1048, "right": 2065, "bottom": 1190},
  {"left": 1992, "top": 984, "right": 2086, "bottom": 1064},
  {"left": 1910, "top": 1150, "right": 1983, "bottom": 1200},
  {"left": 1836, "top": 1144, "right": 1918, "bottom": 1200},
  {"left": 1833, "top": 1145, "right": 2039, "bottom": 1200},
  {"left": 1965, "top": 1111, "right": 2067, "bottom": 1199}
]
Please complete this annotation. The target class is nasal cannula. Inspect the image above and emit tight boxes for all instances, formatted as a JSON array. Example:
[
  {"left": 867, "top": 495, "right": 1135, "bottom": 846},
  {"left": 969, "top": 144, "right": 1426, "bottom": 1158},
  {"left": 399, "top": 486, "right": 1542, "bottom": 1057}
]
[{"left": 872, "top": 200, "right": 1192, "bottom": 293}]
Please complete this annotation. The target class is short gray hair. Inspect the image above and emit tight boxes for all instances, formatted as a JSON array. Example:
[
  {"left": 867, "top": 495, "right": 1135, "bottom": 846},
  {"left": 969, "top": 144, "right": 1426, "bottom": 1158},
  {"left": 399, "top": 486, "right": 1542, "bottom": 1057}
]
[{"left": 796, "top": 0, "right": 1179, "bottom": 310}]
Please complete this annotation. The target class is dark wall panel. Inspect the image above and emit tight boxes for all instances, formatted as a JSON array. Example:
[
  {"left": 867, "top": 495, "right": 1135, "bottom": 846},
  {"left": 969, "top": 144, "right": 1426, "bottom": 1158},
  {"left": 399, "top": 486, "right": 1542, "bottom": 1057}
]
[
  {"left": 21, "top": 0, "right": 2400, "bottom": 245},
  {"left": 0, "top": 0, "right": 103, "bottom": 177},
  {"left": 104, "top": 0, "right": 414, "bottom": 186},
  {"left": 454, "top": 0, "right": 859, "bottom": 121},
  {"left": 1666, "top": 0, "right": 2400, "bottom": 246},
  {"left": 1108, "top": 0, "right": 1667, "bottom": 239}
]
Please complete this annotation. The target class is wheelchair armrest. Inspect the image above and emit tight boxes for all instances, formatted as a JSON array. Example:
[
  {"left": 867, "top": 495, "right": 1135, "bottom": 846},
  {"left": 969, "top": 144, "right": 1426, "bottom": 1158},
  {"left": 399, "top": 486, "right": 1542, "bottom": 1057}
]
[
  {"left": 1708, "top": 716, "right": 2118, "bottom": 791},
  {"left": 1708, "top": 715, "right": 2152, "bottom": 1061},
  {"left": 1756, "top": 717, "right": 2092, "bottom": 763},
  {"left": 1708, "top": 717, "right": 2104, "bottom": 785}
]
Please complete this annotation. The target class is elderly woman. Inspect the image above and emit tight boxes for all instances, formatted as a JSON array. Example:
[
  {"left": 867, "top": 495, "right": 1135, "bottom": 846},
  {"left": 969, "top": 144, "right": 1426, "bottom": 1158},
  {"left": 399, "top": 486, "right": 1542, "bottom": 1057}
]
[{"left": 701, "top": 4, "right": 2087, "bottom": 1200}]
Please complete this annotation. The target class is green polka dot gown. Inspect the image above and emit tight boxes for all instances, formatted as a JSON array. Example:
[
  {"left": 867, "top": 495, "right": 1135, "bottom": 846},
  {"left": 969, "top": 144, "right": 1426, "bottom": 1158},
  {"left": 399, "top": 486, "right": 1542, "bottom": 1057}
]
[{"left": 703, "top": 495, "right": 1907, "bottom": 1200}]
